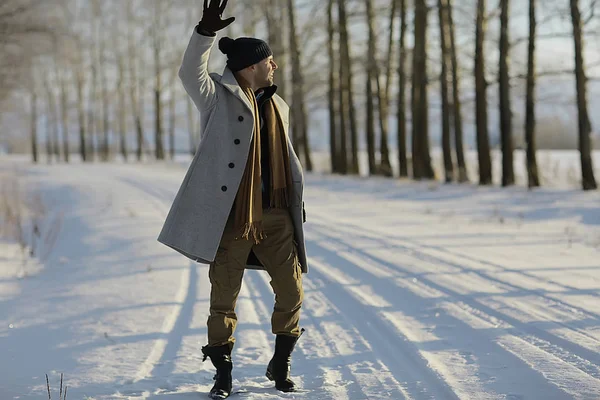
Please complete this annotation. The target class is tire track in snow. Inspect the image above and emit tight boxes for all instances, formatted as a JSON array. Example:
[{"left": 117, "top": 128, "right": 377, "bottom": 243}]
[
  {"left": 313, "top": 217, "right": 600, "bottom": 370},
  {"left": 125, "top": 260, "right": 194, "bottom": 384},
  {"left": 241, "top": 271, "right": 314, "bottom": 395},
  {"left": 111, "top": 174, "right": 199, "bottom": 388},
  {"left": 251, "top": 269, "right": 372, "bottom": 399},
  {"left": 303, "top": 258, "right": 460, "bottom": 399},
  {"left": 307, "top": 219, "right": 600, "bottom": 394},
  {"left": 147, "top": 261, "right": 199, "bottom": 379},
  {"left": 116, "top": 176, "right": 172, "bottom": 219},
  {"left": 327, "top": 215, "right": 600, "bottom": 324}
]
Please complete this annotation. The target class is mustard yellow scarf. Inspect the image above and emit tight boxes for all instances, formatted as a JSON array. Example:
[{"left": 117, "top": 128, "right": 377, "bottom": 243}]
[{"left": 234, "top": 76, "right": 293, "bottom": 243}]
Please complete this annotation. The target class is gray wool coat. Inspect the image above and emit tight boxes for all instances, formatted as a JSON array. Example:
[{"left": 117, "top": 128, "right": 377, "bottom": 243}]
[{"left": 157, "top": 29, "right": 308, "bottom": 274}]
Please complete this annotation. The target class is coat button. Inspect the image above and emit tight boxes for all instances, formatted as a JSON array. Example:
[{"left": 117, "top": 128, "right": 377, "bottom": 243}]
[
  {"left": 221, "top": 186, "right": 227, "bottom": 192},
  {"left": 234, "top": 139, "right": 240, "bottom": 145},
  {"left": 228, "top": 163, "right": 235, "bottom": 168},
  {"left": 238, "top": 116, "right": 244, "bottom": 122}
]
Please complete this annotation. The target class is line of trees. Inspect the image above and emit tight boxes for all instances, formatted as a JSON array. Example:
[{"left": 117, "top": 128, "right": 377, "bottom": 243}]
[{"left": 0, "top": 0, "right": 598, "bottom": 190}]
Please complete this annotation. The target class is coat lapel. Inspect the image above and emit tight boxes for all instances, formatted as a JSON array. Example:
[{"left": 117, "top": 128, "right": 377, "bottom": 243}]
[
  {"left": 218, "top": 70, "right": 298, "bottom": 178},
  {"left": 272, "top": 96, "right": 302, "bottom": 183},
  {"left": 272, "top": 95, "right": 290, "bottom": 138},
  {"left": 219, "top": 67, "right": 253, "bottom": 113}
]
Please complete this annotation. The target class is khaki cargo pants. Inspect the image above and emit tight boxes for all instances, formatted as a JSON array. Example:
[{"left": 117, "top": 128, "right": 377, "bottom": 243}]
[{"left": 207, "top": 208, "right": 304, "bottom": 347}]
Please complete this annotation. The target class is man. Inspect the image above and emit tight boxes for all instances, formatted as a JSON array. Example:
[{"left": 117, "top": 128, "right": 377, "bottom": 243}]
[{"left": 157, "top": 0, "right": 308, "bottom": 398}]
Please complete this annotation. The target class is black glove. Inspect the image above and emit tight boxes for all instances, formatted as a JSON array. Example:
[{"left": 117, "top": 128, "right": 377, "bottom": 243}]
[{"left": 197, "top": 0, "right": 235, "bottom": 35}]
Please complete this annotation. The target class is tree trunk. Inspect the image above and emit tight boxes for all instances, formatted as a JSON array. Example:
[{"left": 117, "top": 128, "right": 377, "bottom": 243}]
[
  {"left": 447, "top": 0, "right": 468, "bottom": 182},
  {"left": 570, "top": 0, "right": 597, "bottom": 190},
  {"left": 366, "top": 74, "right": 376, "bottom": 175},
  {"left": 75, "top": 67, "right": 87, "bottom": 163},
  {"left": 114, "top": 15, "right": 128, "bottom": 163},
  {"left": 339, "top": 0, "right": 359, "bottom": 175},
  {"left": 475, "top": 0, "right": 493, "bottom": 185},
  {"left": 266, "top": 0, "right": 287, "bottom": 101},
  {"left": 127, "top": 1, "right": 143, "bottom": 162},
  {"left": 327, "top": 0, "right": 338, "bottom": 173},
  {"left": 153, "top": 3, "right": 165, "bottom": 161},
  {"left": 73, "top": 33, "right": 87, "bottom": 163},
  {"left": 117, "top": 66, "right": 127, "bottom": 162},
  {"left": 50, "top": 83, "right": 60, "bottom": 162},
  {"left": 59, "top": 75, "right": 70, "bottom": 163},
  {"left": 287, "top": 0, "right": 312, "bottom": 171},
  {"left": 397, "top": 0, "right": 408, "bottom": 178},
  {"left": 525, "top": 0, "right": 539, "bottom": 188},
  {"left": 439, "top": 0, "right": 454, "bottom": 182},
  {"left": 169, "top": 80, "right": 176, "bottom": 160},
  {"left": 412, "top": 0, "right": 434, "bottom": 180},
  {"left": 154, "top": 61, "right": 164, "bottom": 160},
  {"left": 30, "top": 91, "right": 38, "bottom": 163},
  {"left": 499, "top": 0, "right": 514, "bottom": 186},
  {"left": 374, "top": 0, "right": 396, "bottom": 177},
  {"left": 98, "top": 20, "right": 109, "bottom": 162},
  {"left": 88, "top": 48, "right": 97, "bottom": 161},
  {"left": 45, "top": 91, "right": 53, "bottom": 164},
  {"left": 140, "top": 82, "right": 149, "bottom": 159},
  {"left": 338, "top": 0, "right": 349, "bottom": 175},
  {"left": 338, "top": 19, "right": 349, "bottom": 174},
  {"left": 365, "top": 0, "right": 377, "bottom": 175},
  {"left": 45, "top": 78, "right": 60, "bottom": 163}
]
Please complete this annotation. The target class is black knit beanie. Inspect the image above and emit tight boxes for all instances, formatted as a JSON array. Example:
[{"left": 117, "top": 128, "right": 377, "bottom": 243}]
[{"left": 218, "top": 36, "right": 273, "bottom": 72}]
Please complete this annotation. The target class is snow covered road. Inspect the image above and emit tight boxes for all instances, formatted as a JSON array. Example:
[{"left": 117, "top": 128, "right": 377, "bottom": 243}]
[{"left": 1, "top": 160, "right": 599, "bottom": 399}]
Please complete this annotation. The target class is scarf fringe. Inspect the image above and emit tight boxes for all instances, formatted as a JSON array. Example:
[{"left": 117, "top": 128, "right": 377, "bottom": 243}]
[
  {"left": 270, "top": 187, "right": 289, "bottom": 209},
  {"left": 241, "top": 221, "right": 265, "bottom": 244}
]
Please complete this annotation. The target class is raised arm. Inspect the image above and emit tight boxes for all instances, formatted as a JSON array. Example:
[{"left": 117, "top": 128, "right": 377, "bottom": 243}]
[
  {"left": 178, "top": 30, "right": 217, "bottom": 111},
  {"left": 178, "top": 0, "right": 235, "bottom": 111}
]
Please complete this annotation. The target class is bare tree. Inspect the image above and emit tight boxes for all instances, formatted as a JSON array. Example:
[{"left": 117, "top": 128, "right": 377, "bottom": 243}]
[
  {"left": 43, "top": 71, "right": 60, "bottom": 162},
  {"left": 327, "top": 0, "right": 339, "bottom": 173},
  {"left": 525, "top": 0, "right": 540, "bottom": 188},
  {"left": 72, "top": 36, "right": 88, "bottom": 163},
  {"left": 0, "top": 0, "right": 57, "bottom": 102},
  {"left": 475, "top": 0, "right": 493, "bottom": 184},
  {"left": 286, "top": 0, "right": 313, "bottom": 170},
  {"left": 570, "top": 0, "right": 597, "bottom": 190},
  {"left": 1, "top": 1, "right": 59, "bottom": 162},
  {"left": 365, "top": 0, "right": 378, "bottom": 175},
  {"left": 439, "top": 0, "right": 454, "bottom": 182},
  {"left": 265, "top": 0, "right": 287, "bottom": 101},
  {"left": 397, "top": 0, "right": 409, "bottom": 178},
  {"left": 44, "top": 81, "right": 53, "bottom": 164},
  {"left": 54, "top": 50, "right": 71, "bottom": 163},
  {"left": 168, "top": 75, "right": 177, "bottom": 160},
  {"left": 126, "top": 0, "right": 145, "bottom": 161},
  {"left": 447, "top": 0, "right": 468, "bottom": 182},
  {"left": 29, "top": 85, "right": 39, "bottom": 163},
  {"left": 337, "top": 0, "right": 349, "bottom": 174},
  {"left": 338, "top": 0, "right": 359, "bottom": 175},
  {"left": 113, "top": 1, "right": 128, "bottom": 162},
  {"left": 499, "top": 0, "right": 514, "bottom": 186},
  {"left": 412, "top": 0, "right": 434, "bottom": 179},
  {"left": 93, "top": 0, "right": 110, "bottom": 161},
  {"left": 151, "top": 0, "right": 165, "bottom": 160},
  {"left": 374, "top": 0, "right": 396, "bottom": 177}
]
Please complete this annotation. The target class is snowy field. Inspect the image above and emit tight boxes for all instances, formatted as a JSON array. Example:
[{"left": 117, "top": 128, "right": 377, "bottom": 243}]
[{"left": 1, "top": 153, "right": 599, "bottom": 399}]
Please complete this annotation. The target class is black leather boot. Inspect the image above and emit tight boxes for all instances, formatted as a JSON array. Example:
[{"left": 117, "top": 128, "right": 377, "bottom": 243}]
[
  {"left": 265, "top": 328, "right": 305, "bottom": 392},
  {"left": 202, "top": 343, "right": 233, "bottom": 399}
]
